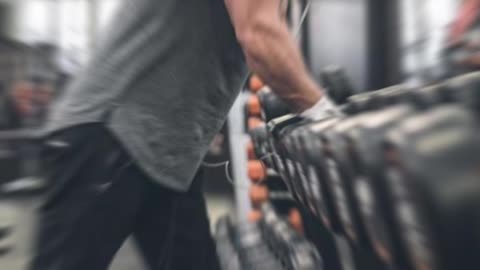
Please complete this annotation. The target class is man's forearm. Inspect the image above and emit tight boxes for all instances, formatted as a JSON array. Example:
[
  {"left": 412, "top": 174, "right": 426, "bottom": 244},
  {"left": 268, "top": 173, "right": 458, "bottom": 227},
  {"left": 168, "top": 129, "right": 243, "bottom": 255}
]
[
  {"left": 226, "top": 0, "right": 324, "bottom": 113},
  {"left": 241, "top": 21, "right": 323, "bottom": 112}
]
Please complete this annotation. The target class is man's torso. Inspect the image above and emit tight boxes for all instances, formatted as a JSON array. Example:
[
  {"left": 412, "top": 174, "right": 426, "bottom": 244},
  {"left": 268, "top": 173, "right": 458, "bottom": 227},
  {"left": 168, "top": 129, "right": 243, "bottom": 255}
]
[{"left": 46, "top": 0, "right": 247, "bottom": 191}]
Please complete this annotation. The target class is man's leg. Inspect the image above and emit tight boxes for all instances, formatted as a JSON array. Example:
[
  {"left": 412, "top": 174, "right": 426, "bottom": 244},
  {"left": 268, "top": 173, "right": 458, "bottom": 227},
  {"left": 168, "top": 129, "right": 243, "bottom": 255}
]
[
  {"left": 134, "top": 170, "right": 221, "bottom": 270},
  {"left": 29, "top": 124, "right": 150, "bottom": 270}
]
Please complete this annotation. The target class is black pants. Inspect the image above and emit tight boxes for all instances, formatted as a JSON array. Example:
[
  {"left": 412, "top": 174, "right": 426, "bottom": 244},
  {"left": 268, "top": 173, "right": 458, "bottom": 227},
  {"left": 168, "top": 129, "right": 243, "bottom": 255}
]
[{"left": 29, "top": 124, "right": 220, "bottom": 270}]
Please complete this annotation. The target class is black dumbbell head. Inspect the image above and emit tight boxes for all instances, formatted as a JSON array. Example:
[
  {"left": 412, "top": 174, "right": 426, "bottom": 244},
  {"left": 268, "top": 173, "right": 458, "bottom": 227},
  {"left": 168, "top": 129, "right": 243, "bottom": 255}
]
[
  {"left": 266, "top": 114, "right": 303, "bottom": 182},
  {"left": 371, "top": 85, "right": 412, "bottom": 107},
  {"left": 288, "top": 241, "right": 324, "bottom": 270},
  {"left": 344, "top": 92, "right": 378, "bottom": 114},
  {"left": 320, "top": 66, "right": 357, "bottom": 104},
  {"left": 384, "top": 105, "right": 480, "bottom": 270},
  {"left": 321, "top": 117, "right": 363, "bottom": 238},
  {"left": 443, "top": 71, "right": 480, "bottom": 112},
  {"left": 300, "top": 119, "right": 341, "bottom": 229},
  {"left": 249, "top": 124, "right": 274, "bottom": 166},
  {"left": 258, "top": 87, "right": 291, "bottom": 122},
  {"left": 324, "top": 115, "right": 376, "bottom": 247},
  {"left": 346, "top": 106, "right": 415, "bottom": 267},
  {"left": 348, "top": 105, "right": 415, "bottom": 172}
]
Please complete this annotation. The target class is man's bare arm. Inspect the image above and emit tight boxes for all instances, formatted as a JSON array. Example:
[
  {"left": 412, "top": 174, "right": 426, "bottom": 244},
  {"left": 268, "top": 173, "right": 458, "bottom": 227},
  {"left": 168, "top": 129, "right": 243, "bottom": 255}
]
[{"left": 225, "top": 0, "right": 323, "bottom": 112}]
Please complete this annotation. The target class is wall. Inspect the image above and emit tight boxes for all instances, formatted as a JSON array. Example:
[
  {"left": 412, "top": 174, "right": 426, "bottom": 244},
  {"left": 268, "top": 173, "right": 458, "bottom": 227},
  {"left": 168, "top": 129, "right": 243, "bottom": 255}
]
[
  {"left": 307, "top": 0, "right": 368, "bottom": 91},
  {"left": 0, "top": 0, "right": 57, "bottom": 43},
  {"left": 400, "top": 0, "right": 460, "bottom": 84},
  {"left": 0, "top": 0, "right": 123, "bottom": 75}
]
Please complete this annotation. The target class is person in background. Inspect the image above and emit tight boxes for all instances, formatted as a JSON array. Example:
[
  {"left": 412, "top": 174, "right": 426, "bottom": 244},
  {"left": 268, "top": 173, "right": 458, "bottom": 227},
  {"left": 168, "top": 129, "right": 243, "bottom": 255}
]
[
  {"left": 31, "top": 79, "right": 54, "bottom": 126},
  {"left": 0, "top": 81, "right": 49, "bottom": 194},
  {"left": 11, "top": 81, "right": 34, "bottom": 127},
  {"left": 7, "top": 79, "right": 54, "bottom": 128},
  {"left": 444, "top": 0, "right": 480, "bottom": 77}
]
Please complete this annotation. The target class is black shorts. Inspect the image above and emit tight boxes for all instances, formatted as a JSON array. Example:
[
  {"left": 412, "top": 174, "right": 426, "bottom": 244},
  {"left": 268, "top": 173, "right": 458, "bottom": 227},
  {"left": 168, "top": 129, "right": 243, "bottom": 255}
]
[{"left": 29, "top": 124, "right": 220, "bottom": 270}]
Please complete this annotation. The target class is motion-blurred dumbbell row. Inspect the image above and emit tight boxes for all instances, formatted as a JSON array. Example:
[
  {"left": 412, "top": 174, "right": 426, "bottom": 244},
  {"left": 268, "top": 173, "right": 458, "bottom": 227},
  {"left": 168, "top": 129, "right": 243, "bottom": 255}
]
[
  {"left": 215, "top": 203, "right": 323, "bottom": 270},
  {"left": 244, "top": 69, "right": 480, "bottom": 270},
  {"left": 214, "top": 74, "right": 327, "bottom": 270}
]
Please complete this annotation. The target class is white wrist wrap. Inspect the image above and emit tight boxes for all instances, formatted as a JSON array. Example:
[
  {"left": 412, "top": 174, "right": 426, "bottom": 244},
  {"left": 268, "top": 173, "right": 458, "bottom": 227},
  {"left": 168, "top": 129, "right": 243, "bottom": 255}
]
[{"left": 301, "top": 96, "right": 343, "bottom": 120}]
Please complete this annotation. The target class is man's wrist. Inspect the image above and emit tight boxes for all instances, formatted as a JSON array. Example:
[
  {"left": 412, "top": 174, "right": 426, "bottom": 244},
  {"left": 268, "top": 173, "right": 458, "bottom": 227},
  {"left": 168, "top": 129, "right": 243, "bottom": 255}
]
[
  {"left": 294, "top": 81, "right": 323, "bottom": 112},
  {"left": 301, "top": 95, "right": 343, "bottom": 120}
]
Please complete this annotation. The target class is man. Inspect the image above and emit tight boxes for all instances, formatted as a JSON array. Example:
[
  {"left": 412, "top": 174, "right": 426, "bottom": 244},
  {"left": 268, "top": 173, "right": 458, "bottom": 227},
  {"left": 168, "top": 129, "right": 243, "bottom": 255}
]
[{"left": 29, "top": 0, "right": 339, "bottom": 269}]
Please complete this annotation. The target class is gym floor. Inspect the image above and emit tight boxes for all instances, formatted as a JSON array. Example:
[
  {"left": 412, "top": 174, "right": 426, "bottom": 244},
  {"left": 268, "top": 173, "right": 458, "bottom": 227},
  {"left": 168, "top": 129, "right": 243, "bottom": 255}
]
[{"left": 0, "top": 188, "right": 233, "bottom": 270}]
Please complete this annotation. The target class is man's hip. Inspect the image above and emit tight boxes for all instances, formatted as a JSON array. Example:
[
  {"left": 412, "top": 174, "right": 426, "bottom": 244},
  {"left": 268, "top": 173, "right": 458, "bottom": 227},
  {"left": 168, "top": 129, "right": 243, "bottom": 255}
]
[{"left": 30, "top": 123, "right": 219, "bottom": 270}]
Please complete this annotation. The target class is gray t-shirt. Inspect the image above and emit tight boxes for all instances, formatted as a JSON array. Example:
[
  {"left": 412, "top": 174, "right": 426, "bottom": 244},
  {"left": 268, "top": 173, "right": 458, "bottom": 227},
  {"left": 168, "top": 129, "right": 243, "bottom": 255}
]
[{"left": 45, "top": 0, "right": 247, "bottom": 191}]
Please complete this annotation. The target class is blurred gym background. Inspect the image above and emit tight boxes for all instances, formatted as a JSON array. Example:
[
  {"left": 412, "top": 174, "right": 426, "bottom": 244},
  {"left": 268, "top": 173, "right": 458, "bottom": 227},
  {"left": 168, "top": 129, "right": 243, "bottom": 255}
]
[{"left": 0, "top": 0, "right": 474, "bottom": 269}]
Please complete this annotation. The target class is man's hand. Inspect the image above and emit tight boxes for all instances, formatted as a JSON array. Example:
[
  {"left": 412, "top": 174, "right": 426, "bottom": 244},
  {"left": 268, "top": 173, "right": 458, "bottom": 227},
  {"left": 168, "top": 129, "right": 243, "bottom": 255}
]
[{"left": 224, "top": 0, "right": 325, "bottom": 113}]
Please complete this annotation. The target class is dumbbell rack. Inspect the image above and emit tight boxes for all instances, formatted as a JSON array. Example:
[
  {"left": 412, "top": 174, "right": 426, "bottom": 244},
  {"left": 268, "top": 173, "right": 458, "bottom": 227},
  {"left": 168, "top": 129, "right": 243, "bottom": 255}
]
[{"left": 217, "top": 71, "right": 480, "bottom": 270}]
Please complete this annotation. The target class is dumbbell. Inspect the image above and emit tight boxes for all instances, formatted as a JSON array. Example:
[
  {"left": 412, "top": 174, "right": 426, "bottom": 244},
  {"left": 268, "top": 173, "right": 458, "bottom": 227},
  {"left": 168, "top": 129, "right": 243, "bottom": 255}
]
[
  {"left": 258, "top": 203, "right": 281, "bottom": 249},
  {"left": 395, "top": 72, "right": 480, "bottom": 113},
  {"left": 269, "top": 212, "right": 323, "bottom": 270},
  {"left": 266, "top": 115, "right": 299, "bottom": 178},
  {"left": 248, "top": 95, "right": 262, "bottom": 117},
  {"left": 259, "top": 203, "right": 294, "bottom": 261},
  {"left": 320, "top": 66, "right": 357, "bottom": 104},
  {"left": 374, "top": 84, "right": 446, "bottom": 111},
  {"left": 287, "top": 239, "right": 324, "bottom": 270},
  {"left": 291, "top": 103, "right": 414, "bottom": 251},
  {"left": 250, "top": 186, "right": 293, "bottom": 209},
  {"left": 215, "top": 216, "right": 241, "bottom": 270},
  {"left": 271, "top": 219, "right": 305, "bottom": 268},
  {"left": 248, "top": 209, "right": 263, "bottom": 223},
  {"left": 279, "top": 126, "right": 312, "bottom": 207},
  {"left": 293, "top": 99, "right": 415, "bottom": 238},
  {"left": 250, "top": 124, "right": 275, "bottom": 169},
  {"left": 344, "top": 105, "right": 416, "bottom": 268},
  {"left": 313, "top": 113, "right": 375, "bottom": 247},
  {"left": 248, "top": 160, "right": 267, "bottom": 184},
  {"left": 259, "top": 204, "right": 300, "bottom": 247},
  {"left": 279, "top": 125, "right": 315, "bottom": 210},
  {"left": 288, "top": 208, "right": 304, "bottom": 235},
  {"left": 236, "top": 223, "right": 283, "bottom": 270},
  {"left": 343, "top": 91, "right": 379, "bottom": 114},
  {"left": 278, "top": 119, "right": 317, "bottom": 206},
  {"left": 263, "top": 72, "right": 357, "bottom": 212},
  {"left": 441, "top": 72, "right": 480, "bottom": 112},
  {"left": 249, "top": 74, "right": 265, "bottom": 93},
  {"left": 294, "top": 118, "right": 342, "bottom": 230},
  {"left": 257, "top": 87, "right": 291, "bottom": 122},
  {"left": 342, "top": 87, "right": 403, "bottom": 115},
  {"left": 261, "top": 213, "right": 325, "bottom": 270},
  {"left": 283, "top": 122, "right": 340, "bottom": 213},
  {"left": 343, "top": 83, "right": 441, "bottom": 116},
  {"left": 247, "top": 140, "right": 257, "bottom": 160},
  {"left": 248, "top": 117, "right": 264, "bottom": 131},
  {"left": 258, "top": 174, "right": 296, "bottom": 214},
  {"left": 383, "top": 105, "right": 480, "bottom": 270},
  {"left": 267, "top": 114, "right": 307, "bottom": 200},
  {"left": 278, "top": 115, "right": 371, "bottom": 211},
  {"left": 371, "top": 85, "right": 413, "bottom": 107}
]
